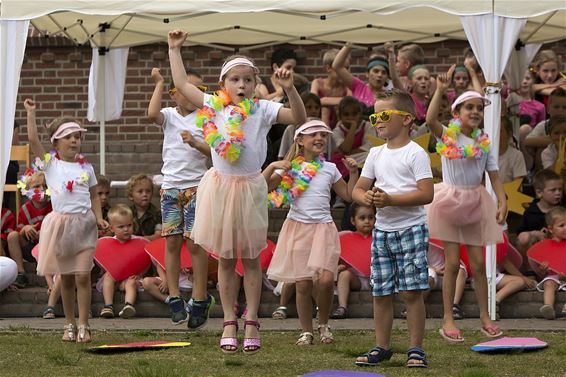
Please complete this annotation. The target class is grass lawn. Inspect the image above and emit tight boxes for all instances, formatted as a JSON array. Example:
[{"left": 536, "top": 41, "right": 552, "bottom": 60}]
[{"left": 0, "top": 328, "right": 565, "bottom": 377}]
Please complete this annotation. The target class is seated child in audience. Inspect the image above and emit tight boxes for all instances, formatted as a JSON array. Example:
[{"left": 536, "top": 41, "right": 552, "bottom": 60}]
[
  {"left": 142, "top": 264, "right": 193, "bottom": 304},
  {"left": 532, "top": 49, "right": 566, "bottom": 110},
  {"left": 5, "top": 172, "right": 52, "bottom": 288},
  {"left": 127, "top": 174, "right": 161, "bottom": 241},
  {"left": 0, "top": 207, "right": 16, "bottom": 283},
  {"left": 95, "top": 175, "right": 111, "bottom": 222},
  {"left": 330, "top": 203, "right": 375, "bottom": 319},
  {"left": 541, "top": 114, "right": 566, "bottom": 170},
  {"left": 330, "top": 96, "right": 375, "bottom": 178},
  {"left": 311, "top": 48, "right": 351, "bottom": 128},
  {"left": 498, "top": 117, "right": 527, "bottom": 183},
  {"left": 446, "top": 65, "right": 472, "bottom": 104},
  {"left": 525, "top": 88, "right": 566, "bottom": 171},
  {"left": 516, "top": 170, "right": 563, "bottom": 269},
  {"left": 393, "top": 43, "right": 425, "bottom": 91},
  {"left": 536, "top": 206, "right": 566, "bottom": 319},
  {"left": 333, "top": 44, "right": 391, "bottom": 109},
  {"left": 508, "top": 69, "right": 546, "bottom": 144},
  {"left": 99, "top": 204, "right": 144, "bottom": 319}
]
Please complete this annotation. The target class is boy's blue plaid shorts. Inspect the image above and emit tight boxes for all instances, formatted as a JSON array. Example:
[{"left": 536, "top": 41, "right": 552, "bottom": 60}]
[{"left": 370, "top": 223, "right": 429, "bottom": 297}]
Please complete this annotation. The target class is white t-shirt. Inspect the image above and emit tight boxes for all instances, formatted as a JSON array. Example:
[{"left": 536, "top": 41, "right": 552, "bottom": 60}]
[
  {"left": 44, "top": 156, "right": 97, "bottom": 214},
  {"left": 361, "top": 141, "right": 432, "bottom": 232},
  {"left": 438, "top": 128, "right": 499, "bottom": 187},
  {"left": 202, "top": 93, "right": 282, "bottom": 175},
  {"left": 157, "top": 107, "right": 209, "bottom": 189},
  {"left": 498, "top": 146, "right": 527, "bottom": 183},
  {"left": 526, "top": 119, "right": 549, "bottom": 139},
  {"left": 281, "top": 161, "right": 342, "bottom": 223},
  {"left": 541, "top": 144, "right": 563, "bottom": 169}
]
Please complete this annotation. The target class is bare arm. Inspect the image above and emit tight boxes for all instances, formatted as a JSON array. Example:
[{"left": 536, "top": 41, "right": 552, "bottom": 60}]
[
  {"left": 332, "top": 44, "right": 354, "bottom": 89},
  {"left": 181, "top": 131, "right": 211, "bottom": 158},
  {"left": 465, "top": 61, "right": 483, "bottom": 93},
  {"left": 352, "top": 176, "right": 377, "bottom": 206},
  {"left": 332, "top": 158, "right": 359, "bottom": 202},
  {"left": 276, "top": 69, "right": 307, "bottom": 125},
  {"left": 374, "top": 178, "right": 434, "bottom": 208},
  {"left": 384, "top": 42, "right": 403, "bottom": 89},
  {"left": 262, "top": 160, "right": 290, "bottom": 190},
  {"left": 148, "top": 68, "right": 166, "bottom": 125},
  {"left": 167, "top": 30, "right": 204, "bottom": 108},
  {"left": 487, "top": 170, "right": 508, "bottom": 225},
  {"left": 426, "top": 71, "right": 452, "bottom": 138},
  {"left": 23, "top": 99, "right": 46, "bottom": 159}
]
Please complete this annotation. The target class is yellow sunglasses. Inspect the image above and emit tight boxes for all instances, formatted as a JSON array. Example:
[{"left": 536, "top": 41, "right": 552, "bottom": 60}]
[
  {"left": 369, "top": 110, "right": 412, "bottom": 126},
  {"left": 169, "top": 85, "right": 208, "bottom": 95}
]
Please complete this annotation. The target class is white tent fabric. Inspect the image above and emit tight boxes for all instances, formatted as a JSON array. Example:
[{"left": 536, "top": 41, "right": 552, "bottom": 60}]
[
  {"left": 0, "top": 19, "right": 29, "bottom": 203},
  {"left": 461, "top": 15, "right": 526, "bottom": 319},
  {"left": 87, "top": 47, "right": 129, "bottom": 122}
]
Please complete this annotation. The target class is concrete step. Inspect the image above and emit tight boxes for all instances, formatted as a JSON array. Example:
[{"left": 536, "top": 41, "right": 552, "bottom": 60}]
[{"left": 1, "top": 287, "right": 564, "bottom": 320}]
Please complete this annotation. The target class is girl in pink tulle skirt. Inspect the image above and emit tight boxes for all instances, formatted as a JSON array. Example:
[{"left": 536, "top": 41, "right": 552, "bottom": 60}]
[{"left": 426, "top": 82, "right": 508, "bottom": 343}]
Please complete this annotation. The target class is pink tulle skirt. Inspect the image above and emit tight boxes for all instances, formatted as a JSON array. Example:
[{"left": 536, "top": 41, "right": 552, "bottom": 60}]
[
  {"left": 427, "top": 183, "right": 503, "bottom": 246},
  {"left": 267, "top": 219, "right": 341, "bottom": 283},
  {"left": 36, "top": 210, "right": 98, "bottom": 276},
  {"left": 191, "top": 168, "right": 268, "bottom": 259}
]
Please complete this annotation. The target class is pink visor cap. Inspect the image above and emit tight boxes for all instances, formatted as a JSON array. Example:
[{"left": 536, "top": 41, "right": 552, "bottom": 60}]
[
  {"left": 451, "top": 91, "right": 491, "bottom": 111},
  {"left": 49, "top": 122, "right": 87, "bottom": 143},
  {"left": 294, "top": 120, "right": 333, "bottom": 141}
]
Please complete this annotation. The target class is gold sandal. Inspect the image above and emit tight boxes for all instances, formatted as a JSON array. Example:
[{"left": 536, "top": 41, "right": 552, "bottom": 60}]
[
  {"left": 318, "top": 324, "right": 334, "bottom": 344},
  {"left": 76, "top": 325, "right": 91, "bottom": 343},
  {"left": 295, "top": 332, "right": 314, "bottom": 346},
  {"left": 62, "top": 324, "right": 76, "bottom": 342}
]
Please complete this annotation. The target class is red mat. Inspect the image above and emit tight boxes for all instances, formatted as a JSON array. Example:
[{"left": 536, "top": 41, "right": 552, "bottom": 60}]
[
  {"left": 94, "top": 237, "right": 151, "bottom": 281},
  {"left": 209, "top": 239, "right": 276, "bottom": 276},
  {"left": 339, "top": 231, "right": 372, "bottom": 278},
  {"left": 527, "top": 239, "right": 566, "bottom": 275}
]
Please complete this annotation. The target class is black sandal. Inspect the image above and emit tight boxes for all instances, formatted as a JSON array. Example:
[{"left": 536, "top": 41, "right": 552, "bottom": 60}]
[
  {"left": 406, "top": 347, "right": 428, "bottom": 368},
  {"left": 452, "top": 304, "right": 464, "bottom": 320},
  {"left": 355, "top": 346, "right": 393, "bottom": 366}
]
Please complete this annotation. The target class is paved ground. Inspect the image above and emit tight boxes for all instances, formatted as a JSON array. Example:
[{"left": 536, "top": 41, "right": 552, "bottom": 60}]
[{"left": 1, "top": 317, "right": 564, "bottom": 332}]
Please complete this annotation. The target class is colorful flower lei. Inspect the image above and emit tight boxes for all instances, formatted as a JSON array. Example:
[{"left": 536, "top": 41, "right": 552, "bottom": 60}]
[
  {"left": 267, "top": 154, "right": 324, "bottom": 209},
  {"left": 435, "top": 118, "right": 490, "bottom": 160},
  {"left": 196, "top": 90, "right": 259, "bottom": 162},
  {"left": 31, "top": 151, "right": 91, "bottom": 194}
]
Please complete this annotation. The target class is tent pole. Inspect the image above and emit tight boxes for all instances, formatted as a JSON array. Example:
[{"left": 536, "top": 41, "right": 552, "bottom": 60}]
[{"left": 98, "top": 47, "right": 106, "bottom": 175}]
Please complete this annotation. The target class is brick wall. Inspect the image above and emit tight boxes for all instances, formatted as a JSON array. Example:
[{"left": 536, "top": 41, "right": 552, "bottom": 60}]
[{"left": 16, "top": 37, "right": 565, "bottom": 185}]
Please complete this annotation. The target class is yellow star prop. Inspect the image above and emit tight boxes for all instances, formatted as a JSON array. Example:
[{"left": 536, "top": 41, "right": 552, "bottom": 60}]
[{"left": 504, "top": 178, "right": 534, "bottom": 215}]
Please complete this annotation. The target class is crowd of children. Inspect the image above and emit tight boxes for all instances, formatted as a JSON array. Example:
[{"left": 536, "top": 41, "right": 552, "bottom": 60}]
[{"left": 1, "top": 34, "right": 565, "bottom": 368}]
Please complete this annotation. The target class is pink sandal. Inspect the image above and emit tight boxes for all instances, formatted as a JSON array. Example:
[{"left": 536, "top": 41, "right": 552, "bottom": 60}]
[
  {"left": 243, "top": 320, "right": 261, "bottom": 355},
  {"left": 481, "top": 324, "right": 503, "bottom": 338},
  {"left": 220, "top": 320, "right": 239, "bottom": 354},
  {"left": 439, "top": 327, "right": 465, "bottom": 343}
]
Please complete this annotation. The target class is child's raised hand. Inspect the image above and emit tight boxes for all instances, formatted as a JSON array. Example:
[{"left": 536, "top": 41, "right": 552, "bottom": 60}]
[
  {"left": 436, "top": 72, "right": 451, "bottom": 92},
  {"left": 342, "top": 157, "right": 358, "bottom": 174},
  {"left": 270, "top": 160, "right": 292, "bottom": 171},
  {"left": 151, "top": 68, "right": 164, "bottom": 84},
  {"left": 384, "top": 41, "right": 395, "bottom": 57},
  {"left": 274, "top": 67, "right": 294, "bottom": 90},
  {"left": 24, "top": 98, "right": 36, "bottom": 112},
  {"left": 167, "top": 30, "right": 188, "bottom": 49}
]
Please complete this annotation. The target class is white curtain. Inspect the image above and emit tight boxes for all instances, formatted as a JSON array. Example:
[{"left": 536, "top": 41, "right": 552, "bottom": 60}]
[
  {"left": 87, "top": 47, "right": 129, "bottom": 122},
  {"left": 460, "top": 15, "right": 526, "bottom": 320},
  {"left": 0, "top": 20, "right": 30, "bottom": 201}
]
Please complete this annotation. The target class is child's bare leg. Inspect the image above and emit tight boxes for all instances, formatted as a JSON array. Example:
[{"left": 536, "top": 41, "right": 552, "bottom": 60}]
[
  {"left": 454, "top": 268, "right": 467, "bottom": 305},
  {"left": 467, "top": 245, "right": 493, "bottom": 328},
  {"left": 123, "top": 278, "right": 138, "bottom": 305},
  {"left": 495, "top": 275, "right": 524, "bottom": 303},
  {"left": 218, "top": 258, "right": 238, "bottom": 338},
  {"left": 337, "top": 269, "right": 360, "bottom": 308},
  {"left": 164, "top": 234, "right": 183, "bottom": 298},
  {"left": 296, "top": 279, "right": 314, "bottom": 333},
  {"left": 102, "top": 272, "right": 116, "bottom": 306},
  {"left": 75, "top": 273, "right": 91, "bottom": 326},
  {"left": 187, "top": 238, "right": 208, "bottom": 301},
  {"left": 316, "top": 270, "right": 335, "bottom": 325},
  {"left": 60, "top": 274, "right": 76, "bottom": 325},
  {"left": 142, "top": 277, "right": 168, "bottom": 302},
  {"left": 47, "top": 276, "right": 61, "bottom": 307},
  {"left": 280, "top": 282, "right": 295, "bottom": 307},
  {"left": 442, "top": 242, "right": 461, "bottom": 331},
  {"left": 241, "top": 256, "right": 261, "bottom": 339},
  {"left": 6, "top": 232, "right": 25, "bottom": 273},
  {"left": 543, "top": 280, "right": 558, "bottom": 306},
  {"left": 373, "top": 295, "right": 394, "bottom": 348},
  {"left": 401, "top": 290, "right": 426, "bottom": 349}
]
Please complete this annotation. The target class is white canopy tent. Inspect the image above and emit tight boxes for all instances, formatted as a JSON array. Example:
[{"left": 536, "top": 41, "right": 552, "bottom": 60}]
[{"left": 1, "top": 1, "right": 565, "bottom": 319}]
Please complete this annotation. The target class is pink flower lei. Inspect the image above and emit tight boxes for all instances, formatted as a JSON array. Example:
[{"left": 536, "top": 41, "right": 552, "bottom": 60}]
[{"left": 435, "top": 118, "right": 490, "bottom": 160}]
